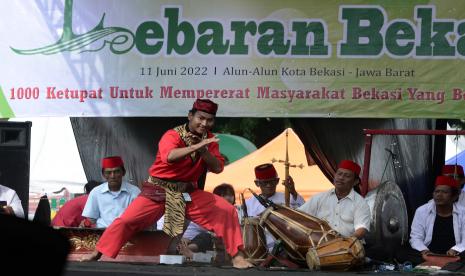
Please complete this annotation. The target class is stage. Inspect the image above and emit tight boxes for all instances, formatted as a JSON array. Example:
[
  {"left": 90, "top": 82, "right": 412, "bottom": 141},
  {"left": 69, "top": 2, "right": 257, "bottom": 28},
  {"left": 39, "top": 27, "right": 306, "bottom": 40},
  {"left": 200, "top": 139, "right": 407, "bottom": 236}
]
[
  {"left": 65, "top": 261, "right": 313, "bottom": 276},
  {"left": 63, "top": 261, "right": 436, "bottom": 276}
]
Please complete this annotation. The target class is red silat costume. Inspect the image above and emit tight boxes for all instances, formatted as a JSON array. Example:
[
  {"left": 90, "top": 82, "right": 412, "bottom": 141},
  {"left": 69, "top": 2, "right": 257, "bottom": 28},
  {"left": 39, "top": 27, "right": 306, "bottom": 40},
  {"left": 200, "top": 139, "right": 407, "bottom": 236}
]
[{"left": 95, "top": 128, "right": 244, "bottom": 258}]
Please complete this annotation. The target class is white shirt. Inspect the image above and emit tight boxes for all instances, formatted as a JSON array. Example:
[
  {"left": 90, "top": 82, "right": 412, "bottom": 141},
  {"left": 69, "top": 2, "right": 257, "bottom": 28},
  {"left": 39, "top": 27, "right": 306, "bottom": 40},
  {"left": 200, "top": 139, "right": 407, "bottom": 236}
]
[
  {"left": 245, "top": 192, "right": 305, "bottom": 250},
  {"left": 0, "top": 184, "right": 24, "bottom": 218},
  {"left": 458, "top": 190, "right": 465, "bottom": 206},
  {"left": 410, "top": 201, "right": 465, "bottom": 253},
  {"left": 82, "top": 181, "right": 140, "bottom": 228},
  {"left": 298, "top": 188, "right": 370, "bottom": 237},
  {"left": 157, "top": 216, "right": 207, "bottom": 240},
  {"left": 245, "top": 192, "right": 305, "bottom": 217}
]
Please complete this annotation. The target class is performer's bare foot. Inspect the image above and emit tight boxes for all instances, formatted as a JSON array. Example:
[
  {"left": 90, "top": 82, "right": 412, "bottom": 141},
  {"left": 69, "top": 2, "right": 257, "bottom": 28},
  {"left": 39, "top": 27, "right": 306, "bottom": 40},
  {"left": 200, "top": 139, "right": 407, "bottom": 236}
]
[
  {"left": 80, "top": 250, "right": 102, "bottom": 262},
  {"left": 177, "top": 241, "right": 194, "bottom": 260},
  {"left": 232, "top": 252, "right": 254, "bottom": 269}
]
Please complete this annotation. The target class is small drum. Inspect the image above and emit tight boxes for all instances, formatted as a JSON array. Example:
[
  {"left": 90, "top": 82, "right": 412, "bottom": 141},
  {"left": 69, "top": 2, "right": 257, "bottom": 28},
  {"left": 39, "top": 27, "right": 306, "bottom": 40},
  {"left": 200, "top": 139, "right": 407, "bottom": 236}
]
[
  {"left": 421, "top": 254, "right": 460, "bottom": 268},
  {"left": 306, "top": 237, "right": 365, "bottom": 271},
  {"left": 241, "top": 217, "right": 268, "bottom": 262},
  {"left": 259, "top": 205, "right": 339, "bottom": 262}
]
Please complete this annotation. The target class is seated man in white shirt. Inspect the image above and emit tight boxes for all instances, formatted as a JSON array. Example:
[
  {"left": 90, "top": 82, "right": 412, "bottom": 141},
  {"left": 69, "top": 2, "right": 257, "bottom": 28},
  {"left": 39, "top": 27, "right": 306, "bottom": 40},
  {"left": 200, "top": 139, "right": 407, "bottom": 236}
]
[
  {"left": 0, "top": 184, "right": 25, "bottom": 218},
  {"left": 298, "top": 160, "right": 370, "bottom": 239},
  {"left": 398, "top": 175, "right": 465, "bottom": 265},
  {"left": 245, "top": 163, "right": 305, "bottom": 251}
]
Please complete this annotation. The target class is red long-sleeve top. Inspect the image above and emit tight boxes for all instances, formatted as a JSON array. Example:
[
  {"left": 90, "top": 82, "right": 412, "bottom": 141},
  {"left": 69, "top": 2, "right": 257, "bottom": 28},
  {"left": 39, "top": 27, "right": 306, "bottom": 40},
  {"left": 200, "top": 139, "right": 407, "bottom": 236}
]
[{"left": 148, "top": 129, "right": 224, "bottom": 185}]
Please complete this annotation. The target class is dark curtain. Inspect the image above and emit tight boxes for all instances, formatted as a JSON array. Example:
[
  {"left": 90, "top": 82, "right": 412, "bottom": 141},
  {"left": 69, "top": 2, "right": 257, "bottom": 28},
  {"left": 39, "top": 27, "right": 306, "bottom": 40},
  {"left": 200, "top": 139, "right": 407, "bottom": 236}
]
[
  {"left": 291, "top": 118, "right": 447, "bottom": 220},
  {"left": 70, "top": 117, "right": 185, "bottom": 187},
  {"left": 71, "top": 117, "right": 447, "bottom": 221}
]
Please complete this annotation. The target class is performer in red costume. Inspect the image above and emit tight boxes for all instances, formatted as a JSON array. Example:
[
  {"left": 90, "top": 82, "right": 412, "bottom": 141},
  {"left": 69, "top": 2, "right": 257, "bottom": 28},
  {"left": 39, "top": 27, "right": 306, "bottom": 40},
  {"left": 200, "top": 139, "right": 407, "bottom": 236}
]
[
  {"left": 51, "top": 180, "right": 101, "bottom": 227},
  {"left": 81, "top": 99, "right": 253, "bottom": 268}
]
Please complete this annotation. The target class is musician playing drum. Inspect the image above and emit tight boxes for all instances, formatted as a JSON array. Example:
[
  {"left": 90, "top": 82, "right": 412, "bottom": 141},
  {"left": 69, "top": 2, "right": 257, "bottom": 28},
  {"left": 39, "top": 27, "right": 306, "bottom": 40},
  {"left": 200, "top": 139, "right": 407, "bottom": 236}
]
[
  {"left": 298, "top": 160, "right": 370, "bottom": 240},
  {"left": 246, "top": 163, "right": 305, "bottom": 250}
]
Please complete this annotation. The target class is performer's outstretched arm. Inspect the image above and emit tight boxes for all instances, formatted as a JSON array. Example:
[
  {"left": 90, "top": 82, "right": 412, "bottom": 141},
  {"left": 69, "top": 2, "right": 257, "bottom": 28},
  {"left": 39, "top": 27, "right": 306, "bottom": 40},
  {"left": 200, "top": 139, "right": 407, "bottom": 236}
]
[
  {"left": 167, "top": 136, "right": 218, "bottom": 163},
  {"left": 199, "top": 145, "right": 222, "bottom": 173}
]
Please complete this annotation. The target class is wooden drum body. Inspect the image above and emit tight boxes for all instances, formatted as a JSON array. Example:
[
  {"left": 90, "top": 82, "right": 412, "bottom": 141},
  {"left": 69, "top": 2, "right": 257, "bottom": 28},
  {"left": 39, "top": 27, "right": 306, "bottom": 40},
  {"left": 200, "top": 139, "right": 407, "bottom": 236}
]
[
  {"left": 259, "top": 205, "right": 339, "bottom": 262},
  {"left": 306, "top": 236, "right": 365, "bottom": 271},
  {"left": 241, "top": 217, "right": 268, "bottom": 262}
]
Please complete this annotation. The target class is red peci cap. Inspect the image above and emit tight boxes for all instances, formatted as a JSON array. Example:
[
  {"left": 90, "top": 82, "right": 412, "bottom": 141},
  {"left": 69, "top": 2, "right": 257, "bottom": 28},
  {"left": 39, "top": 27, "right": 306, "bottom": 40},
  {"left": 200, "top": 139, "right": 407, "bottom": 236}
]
[
  {"left": 193, "top": 99, "right": 218, "bottom": 115},
  {"left": 255, "top": 163, "right": 278, "bottom": 181},
  {"left": 442, "top": 165, "right": 464, "bottom": 178},
  {"left": 102, "top": 156, "right": 124, "bottom": 169},
  {"left": 338, "top": 160, "right": 361, "bottom": 177},
  {"left": 435, "top": 175, "right": 459, "bottom": 188}
]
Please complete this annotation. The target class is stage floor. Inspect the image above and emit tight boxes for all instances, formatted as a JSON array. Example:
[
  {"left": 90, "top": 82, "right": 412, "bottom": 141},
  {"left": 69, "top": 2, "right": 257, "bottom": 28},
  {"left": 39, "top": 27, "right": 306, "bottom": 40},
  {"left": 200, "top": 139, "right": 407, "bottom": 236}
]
[{"left": 63, "top": 261, "right": 434, "bottom": 276}]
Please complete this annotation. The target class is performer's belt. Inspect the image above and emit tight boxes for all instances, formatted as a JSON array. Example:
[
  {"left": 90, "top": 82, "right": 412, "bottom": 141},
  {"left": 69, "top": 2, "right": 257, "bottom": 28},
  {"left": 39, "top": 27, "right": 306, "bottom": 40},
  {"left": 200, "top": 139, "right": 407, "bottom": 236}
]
[{"left": 146, "top": 176, "right": 195, "bottom": 237}]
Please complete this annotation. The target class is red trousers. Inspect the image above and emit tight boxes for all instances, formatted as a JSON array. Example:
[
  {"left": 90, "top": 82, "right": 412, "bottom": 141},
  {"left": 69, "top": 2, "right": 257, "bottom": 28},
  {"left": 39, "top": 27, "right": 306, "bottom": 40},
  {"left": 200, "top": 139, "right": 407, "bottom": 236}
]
[{"left": 96, "top": 189, "right": 244, "bottom": 258}]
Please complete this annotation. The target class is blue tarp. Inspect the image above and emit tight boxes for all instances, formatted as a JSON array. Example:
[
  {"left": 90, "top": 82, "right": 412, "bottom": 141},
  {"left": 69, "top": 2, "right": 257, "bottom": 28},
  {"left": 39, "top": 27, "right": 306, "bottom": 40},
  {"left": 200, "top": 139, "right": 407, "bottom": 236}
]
[{"left": 446, "top": 150, "right": 465, "bottom": 167}]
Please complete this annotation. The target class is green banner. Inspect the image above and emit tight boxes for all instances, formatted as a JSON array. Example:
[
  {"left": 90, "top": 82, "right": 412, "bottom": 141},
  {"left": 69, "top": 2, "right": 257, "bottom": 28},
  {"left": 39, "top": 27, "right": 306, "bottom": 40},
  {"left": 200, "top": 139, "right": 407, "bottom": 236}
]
[{"left": 0, "top": 86, "right": 14, "bottom": 118}]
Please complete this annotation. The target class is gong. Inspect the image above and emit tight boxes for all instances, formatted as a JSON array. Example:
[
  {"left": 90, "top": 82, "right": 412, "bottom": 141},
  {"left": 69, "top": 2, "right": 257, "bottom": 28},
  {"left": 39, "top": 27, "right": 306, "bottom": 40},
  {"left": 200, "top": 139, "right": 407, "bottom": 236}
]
[{"left": 365, "top": 181, "right": 408, "bottom": 256}]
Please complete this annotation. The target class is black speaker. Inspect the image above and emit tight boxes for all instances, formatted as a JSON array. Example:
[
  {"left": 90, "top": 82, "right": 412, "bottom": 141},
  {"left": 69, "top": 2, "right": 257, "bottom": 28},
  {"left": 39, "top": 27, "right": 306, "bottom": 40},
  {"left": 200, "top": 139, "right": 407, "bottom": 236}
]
[{"left": 0, "top": 121, "right": 31, "bottom": 218}]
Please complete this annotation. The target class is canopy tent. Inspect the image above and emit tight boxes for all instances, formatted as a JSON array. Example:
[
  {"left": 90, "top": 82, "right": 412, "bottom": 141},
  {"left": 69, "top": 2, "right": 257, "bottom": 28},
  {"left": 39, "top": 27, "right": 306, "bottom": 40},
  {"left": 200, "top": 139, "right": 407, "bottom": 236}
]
[
  {"left": 445, "top": 129, "right": 465, "bottom": 166},
  {"left": 215, "top": 133, "right": 257, "bottom": 165},
  {"left": 204, "top": 128, "right": 333, "bottom": 201}
]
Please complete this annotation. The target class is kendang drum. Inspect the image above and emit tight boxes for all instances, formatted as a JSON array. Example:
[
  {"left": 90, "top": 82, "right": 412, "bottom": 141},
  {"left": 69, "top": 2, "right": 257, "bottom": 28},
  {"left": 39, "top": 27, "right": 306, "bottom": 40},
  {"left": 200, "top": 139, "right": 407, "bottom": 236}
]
[
  {"left": 259, "top": 204, "right": 339, "bottom": 262},
  {"left": 241, "top": 217, "right": 268, "bottom": 262},
  {"left": 306, "top": 236, "right": 365, "bottom": 271}
]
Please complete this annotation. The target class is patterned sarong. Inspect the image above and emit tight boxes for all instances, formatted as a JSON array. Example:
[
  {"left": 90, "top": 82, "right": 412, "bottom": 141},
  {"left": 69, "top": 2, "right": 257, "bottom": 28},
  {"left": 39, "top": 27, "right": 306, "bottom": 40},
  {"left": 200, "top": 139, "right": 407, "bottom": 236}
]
[{"left": 147, "top": 176, "right": 194, "bottom": 237}]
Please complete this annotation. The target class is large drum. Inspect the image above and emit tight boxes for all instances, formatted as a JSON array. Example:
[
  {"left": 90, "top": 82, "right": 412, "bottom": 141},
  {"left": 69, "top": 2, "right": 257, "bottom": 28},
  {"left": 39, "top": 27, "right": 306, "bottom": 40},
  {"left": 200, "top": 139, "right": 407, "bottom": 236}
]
[
  {"left": 306, "top": 236, "right": 365, "bottom": 271},
  {"left": 241, "top": 217, "right": 268, "bottom": 262},
  {"left": 259, "top": 205, "right": 339, "bottom": 262}
]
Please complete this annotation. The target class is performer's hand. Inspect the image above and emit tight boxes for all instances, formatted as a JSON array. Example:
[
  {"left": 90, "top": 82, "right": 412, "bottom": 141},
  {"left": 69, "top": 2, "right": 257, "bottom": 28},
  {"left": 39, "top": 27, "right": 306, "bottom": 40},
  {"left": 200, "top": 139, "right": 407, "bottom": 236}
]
[
  {"left": 203, "top": 136, "right": 219, "bottom": 145},
  {"left": 447, "top": 249, "right": 459, "bottom": 256},
  {"left": 421, "top": 250, "right": 431, "bottom": 257},
  {"left": 197, "top": 136, "right": 220, "bottom": 154},
  {"left": 79, "top": 218, "right": 95, "bottom": 228},
  {"left": 1, "top": 205, "right": 15, "bottom": 216},
  {"left": 282, "top": 175, "right": 297, "bottom": 198},
  {"left": 180, "top": 238, "right": 190, "bottom": 246}
]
